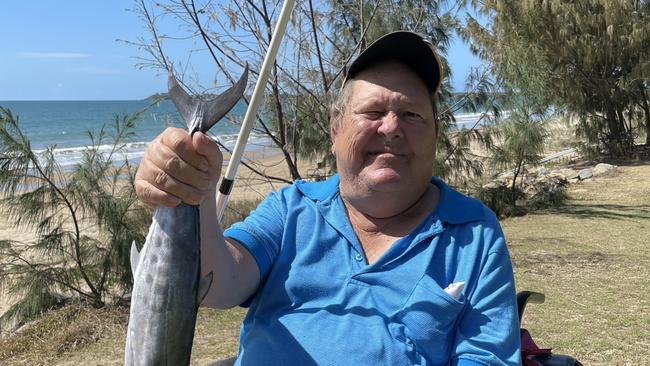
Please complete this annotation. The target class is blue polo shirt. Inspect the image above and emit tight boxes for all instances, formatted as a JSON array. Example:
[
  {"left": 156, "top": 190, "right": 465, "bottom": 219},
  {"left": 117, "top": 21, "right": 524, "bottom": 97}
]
[{"left": 224, "top": 175, "right": 520, "bottom": 366}]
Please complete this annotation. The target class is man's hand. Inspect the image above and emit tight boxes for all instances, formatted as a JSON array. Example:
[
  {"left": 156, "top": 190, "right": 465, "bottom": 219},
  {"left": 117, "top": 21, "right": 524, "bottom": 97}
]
[{"left": 135, "top": 127, "right": 223, "bottom": 207}]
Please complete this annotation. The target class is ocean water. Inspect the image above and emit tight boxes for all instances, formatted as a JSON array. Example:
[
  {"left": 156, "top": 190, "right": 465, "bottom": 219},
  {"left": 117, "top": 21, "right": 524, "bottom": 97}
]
[{"left": 0, "top": 100, "right": 273, "bottom": 170}]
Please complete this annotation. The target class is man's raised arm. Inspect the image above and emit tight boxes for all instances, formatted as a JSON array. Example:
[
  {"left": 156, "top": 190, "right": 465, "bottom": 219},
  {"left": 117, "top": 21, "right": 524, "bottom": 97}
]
[{"left": 134, "top": 127, "right": 259, "bottom": 308}]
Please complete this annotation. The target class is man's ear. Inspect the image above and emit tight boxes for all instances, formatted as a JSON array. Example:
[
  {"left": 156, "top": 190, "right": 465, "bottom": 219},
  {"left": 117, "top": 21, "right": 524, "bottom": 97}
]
[{"left": 329, "top": 117, "right": 338, "bottom": 154}]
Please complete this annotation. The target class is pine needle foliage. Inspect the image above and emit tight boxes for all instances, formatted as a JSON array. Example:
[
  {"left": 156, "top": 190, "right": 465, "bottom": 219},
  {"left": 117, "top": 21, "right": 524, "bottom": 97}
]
[
  {"left": 0, "top": 107, "right": 151, "bottom": 330},
  {"left": 464, "top": 0, "right": 650, "bottom": 157},
  {"left": 488, "top": 96, "right": 548, "bottom": 207},
  {"left": 433, "top": 68, "right": 502, "bottom": 186}
]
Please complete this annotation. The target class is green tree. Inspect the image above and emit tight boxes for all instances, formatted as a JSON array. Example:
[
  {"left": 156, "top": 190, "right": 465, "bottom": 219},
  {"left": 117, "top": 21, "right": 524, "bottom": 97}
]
[
  {"left": 464, "top": 0, "right": 650, "bottom": 157},
  {"left": 489, "top": 97, "right": 548, "bottom": 207},
  {"left": 0, "top": 107, "right": 150, "bottom": 330}
]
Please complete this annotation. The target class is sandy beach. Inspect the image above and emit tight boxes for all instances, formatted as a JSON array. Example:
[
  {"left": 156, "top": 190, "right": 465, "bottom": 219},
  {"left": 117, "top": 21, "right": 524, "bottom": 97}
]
[{"left": 0, "top": 148, "right": 321, "bottom": 326}]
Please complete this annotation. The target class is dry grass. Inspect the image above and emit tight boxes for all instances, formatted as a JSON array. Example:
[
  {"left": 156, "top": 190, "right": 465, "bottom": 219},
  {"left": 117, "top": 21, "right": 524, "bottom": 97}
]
[
  {"left": 0, "top": 304, "right": 128, "bottom": 366},
  {"left": 506, "top": 163, "right": 650, "bottom": 365},
  {"left": 41, "top": 306, "right": 247, "bottom": 366}
]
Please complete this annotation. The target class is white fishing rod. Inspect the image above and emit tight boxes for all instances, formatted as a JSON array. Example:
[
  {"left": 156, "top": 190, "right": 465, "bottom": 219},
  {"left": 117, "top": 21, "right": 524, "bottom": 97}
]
[{"left": 215, "top": 0, "right": 296, "bottom": 221}]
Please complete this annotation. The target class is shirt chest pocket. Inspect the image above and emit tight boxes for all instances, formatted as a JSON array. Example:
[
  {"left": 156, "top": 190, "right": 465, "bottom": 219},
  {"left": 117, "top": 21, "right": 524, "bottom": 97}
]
[{"left": 392, "top": 274, "right": 465, "bottom": 363}]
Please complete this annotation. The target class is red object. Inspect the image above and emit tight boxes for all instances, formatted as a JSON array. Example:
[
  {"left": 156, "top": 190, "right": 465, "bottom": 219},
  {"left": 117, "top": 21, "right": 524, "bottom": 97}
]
[{"left": 521, "top": 328, "right": 553, "bottom": 366}]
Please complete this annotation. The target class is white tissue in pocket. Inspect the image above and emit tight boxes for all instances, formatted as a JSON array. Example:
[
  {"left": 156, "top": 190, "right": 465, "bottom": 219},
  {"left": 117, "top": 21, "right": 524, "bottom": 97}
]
[{"left": 444, "top": 281, "right": 465, "bottom": 301}]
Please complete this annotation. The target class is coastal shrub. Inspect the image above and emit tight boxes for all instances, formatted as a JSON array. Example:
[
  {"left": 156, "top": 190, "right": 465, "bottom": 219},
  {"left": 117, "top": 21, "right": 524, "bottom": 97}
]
[
  {"left": 0, "top": 107, "right": 151, "bottom": 330},
  {"left": 473, "top": 177, "right": 569, "bottom": 218},
  {"left": 474, "top": 184, "right": 527, "bottom": 218},
  {"left": 488, "top": 100, "right": 548, "bottom": 205},
  {"left": 527, "top": 178, "right": 569, "bottom": 210}
]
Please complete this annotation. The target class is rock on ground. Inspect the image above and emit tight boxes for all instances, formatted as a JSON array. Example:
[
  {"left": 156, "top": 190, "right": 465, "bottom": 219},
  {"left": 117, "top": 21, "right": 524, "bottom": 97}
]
[
  {"left": 578, "top": 168, "right": 593, "bottom": 180},
  {"left": 556, "top": 168, "right": 579, "bottom": 180},
  {"left": 593, "top": 163, "right": 617, "bottom": 176}
]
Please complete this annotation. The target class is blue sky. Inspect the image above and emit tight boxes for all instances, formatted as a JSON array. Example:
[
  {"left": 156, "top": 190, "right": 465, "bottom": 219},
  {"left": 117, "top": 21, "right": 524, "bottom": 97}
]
[{"left": 1, "top": 1, "right": 484, "bottom": 101}]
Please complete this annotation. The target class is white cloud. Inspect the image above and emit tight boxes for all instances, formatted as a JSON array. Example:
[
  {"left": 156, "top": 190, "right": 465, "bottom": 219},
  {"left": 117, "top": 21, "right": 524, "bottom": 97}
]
[{"left": 18, "top": 52, "right": 91, "bottom": 59}]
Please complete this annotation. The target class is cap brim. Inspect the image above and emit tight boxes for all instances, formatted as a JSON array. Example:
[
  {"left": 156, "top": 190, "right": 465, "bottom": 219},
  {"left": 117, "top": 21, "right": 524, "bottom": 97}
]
[{"left": 345, "top": 31, "right": 443, "bottom": 94}]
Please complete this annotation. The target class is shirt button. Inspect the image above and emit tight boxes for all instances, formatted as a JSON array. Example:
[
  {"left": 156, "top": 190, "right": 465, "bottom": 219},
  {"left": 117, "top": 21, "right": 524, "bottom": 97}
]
[{"left": 354, "top": 253, "right": 363, "bottom": 262}]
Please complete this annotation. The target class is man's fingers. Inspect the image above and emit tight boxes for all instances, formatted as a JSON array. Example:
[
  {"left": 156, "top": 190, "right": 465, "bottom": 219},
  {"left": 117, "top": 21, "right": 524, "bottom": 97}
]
[
  {"left": 134, "top": 179, "right": 181, "bottom": 208},
  {"left": 148, "top": 140, "right": 214, "bottom": 191},
  {"left": 133, "top": 127, "right": 222, "bottom": 208},
  {"left": 160, "top": 128, "right": 210, "bottom": 172},
  {"left": 193, "top": 132, "right": 223, "bottom": 174},
  {"left": 137, "top": 158, "right": 205, "bottom": 205}
]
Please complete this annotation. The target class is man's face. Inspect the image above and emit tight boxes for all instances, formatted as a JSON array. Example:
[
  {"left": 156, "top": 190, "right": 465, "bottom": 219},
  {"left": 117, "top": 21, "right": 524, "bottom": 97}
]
[{"left": 331, "top": 60, "right": 437, "bottom": 196}]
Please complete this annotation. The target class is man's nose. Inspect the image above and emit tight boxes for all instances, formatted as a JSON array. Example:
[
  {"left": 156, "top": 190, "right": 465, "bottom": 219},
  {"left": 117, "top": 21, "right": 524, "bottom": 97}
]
[{"left": 377, "top": 112, "right": 402, "bottom": 140}]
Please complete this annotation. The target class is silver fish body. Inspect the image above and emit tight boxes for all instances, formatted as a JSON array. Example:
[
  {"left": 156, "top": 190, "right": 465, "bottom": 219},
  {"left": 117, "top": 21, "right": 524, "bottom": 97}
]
[
  {"left": 125, "top": 66, "right": 248, "bottom": 366},
  {"left": 125, "top": 204, "right": 204, "bottom": 365}
]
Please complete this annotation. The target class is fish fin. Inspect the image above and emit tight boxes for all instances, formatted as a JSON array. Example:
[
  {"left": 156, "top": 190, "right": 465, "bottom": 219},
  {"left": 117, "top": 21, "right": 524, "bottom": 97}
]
[
  {"left": 197, "top": 272, "right": 214, "bottom": 305},
  {"left": 199, "top": 65, "right": 249, "bottom": 134},
  {"left": 130, "top": 241, "right": 140, "bottom": 276},
  {"left": 168, "top": 71, "right": 198, "bottom": 129}
]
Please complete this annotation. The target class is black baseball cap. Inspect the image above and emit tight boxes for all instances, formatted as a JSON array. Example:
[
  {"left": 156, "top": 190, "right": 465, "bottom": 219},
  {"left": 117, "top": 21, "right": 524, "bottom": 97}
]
[{"left": 344, "top": 31, "right": 443, "bottom": 95}]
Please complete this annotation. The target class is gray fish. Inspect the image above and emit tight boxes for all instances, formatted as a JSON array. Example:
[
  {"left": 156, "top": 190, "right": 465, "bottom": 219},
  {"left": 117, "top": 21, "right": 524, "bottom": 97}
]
[{"left": 125, "top": 67, "right": 248, "bottom": 366}]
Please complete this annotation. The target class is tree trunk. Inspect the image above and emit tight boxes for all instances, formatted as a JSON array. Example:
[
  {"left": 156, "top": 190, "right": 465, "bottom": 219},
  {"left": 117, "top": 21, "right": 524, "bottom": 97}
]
[
  {"left": 645, "top": 108, "right": 650, "bottom": 146},
  {"left": 603, "top": 102, "right": 625, "bottom": 156},
  {"left": 511, "top": 161, "right": 522, "bottom": 208},
  {"left": 616, "top": 107, "right": 632, "bottom": 156},
  {"left": 640, "top": 85, "right": 650, "bottom": 146}
]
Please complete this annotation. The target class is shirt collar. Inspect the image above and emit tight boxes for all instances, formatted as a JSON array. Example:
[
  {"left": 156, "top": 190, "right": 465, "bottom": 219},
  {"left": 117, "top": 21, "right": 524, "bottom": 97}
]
[
  {"left": 295, "top": 174, "right": 340, "bottom": 203},
  {"left": 295, "top": 174, "right": 484, "bottom": 225},
  {"left": 430, "top": 176, "right": 485, "bottom": 224}
]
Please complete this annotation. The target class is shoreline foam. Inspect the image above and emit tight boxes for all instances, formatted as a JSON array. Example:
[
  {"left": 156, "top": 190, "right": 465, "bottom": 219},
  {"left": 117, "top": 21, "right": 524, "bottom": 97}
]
[{"left": 31, "top": 133, "right": 276, "bottom": 172}]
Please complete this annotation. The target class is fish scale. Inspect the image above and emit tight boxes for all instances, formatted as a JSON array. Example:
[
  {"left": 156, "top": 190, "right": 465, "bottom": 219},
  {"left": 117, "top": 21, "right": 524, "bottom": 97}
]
[{"left": 124, "top": 67, "right": 248, "bottom": 366}]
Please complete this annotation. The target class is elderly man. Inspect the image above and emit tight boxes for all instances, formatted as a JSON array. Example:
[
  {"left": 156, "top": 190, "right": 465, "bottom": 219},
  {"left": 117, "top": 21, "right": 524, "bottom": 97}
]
[{"left": 135, "top": 31, "right": 520, "bottom": 365}]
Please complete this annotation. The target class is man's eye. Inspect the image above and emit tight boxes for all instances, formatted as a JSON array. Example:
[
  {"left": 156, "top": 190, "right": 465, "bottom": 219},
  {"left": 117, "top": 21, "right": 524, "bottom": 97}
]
[
  {"left": 404, "top": 111, "right": 423, "bottom": 120},
  {"left": 362, "top": 111, "right": 384, "bottom": 119}
]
